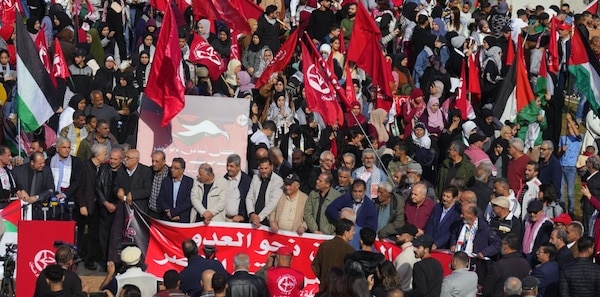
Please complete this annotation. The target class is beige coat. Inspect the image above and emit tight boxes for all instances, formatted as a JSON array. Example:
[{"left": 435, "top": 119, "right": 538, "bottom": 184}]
[{"left": 269, "top": 191, "right": 308, "bottom": 232}]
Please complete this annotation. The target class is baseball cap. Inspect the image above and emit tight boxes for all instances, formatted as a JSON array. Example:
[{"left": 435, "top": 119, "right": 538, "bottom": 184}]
[
  {"left": 412, "top": 234, "right": 435, "bottom": 249},
  {"left": 522, "top": 275, "right": 540, "bottom": 290},
  {"left": 552, "top": 213, "right": 572, "bottom": 225},
  {"left": 284, "top": 173, "right": 300, "bottom": 185},
  {"left": 491, "top": 196, "right": 510, "bottom": 209},
  {"left": 276, "top": 245, "right": 294, "bottom": 256},
  {"left": 75, "top": 48, "right": 87, "bottom": 57},
  {"left": 527, "top": 199, "right": 544, "bottom": 213},
  {"left": 121, "top": 246, "right": 142, "bottom": 266},
  {"left": 395, "top": 223, "right": 418, "bottom": 237}
]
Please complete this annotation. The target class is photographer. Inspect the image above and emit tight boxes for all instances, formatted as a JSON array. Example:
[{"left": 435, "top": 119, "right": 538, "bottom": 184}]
[
  {"left": 34, "top": 245, "right": 86, "bottom": 297},
  {"left": 100, "top": 246, "right": 157, "bottom": 297}
]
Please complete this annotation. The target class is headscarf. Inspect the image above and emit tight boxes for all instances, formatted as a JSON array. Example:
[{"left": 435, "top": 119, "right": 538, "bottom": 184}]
[
  {"left": 409, "top": 88, "right": 426, "bottom": 118},
  {"left": 198, "top": 19, "right": 211, "bottom": 40},
  {"left": 68, "top": 94, "right": 86, "bottom": 110},
  {"left": 412, "top": 122, "right": 431, "bottom": 149},
  {"left": 369, "top": 108, "right": 389, "bottom": 143},
  {"left": 88, "top": 28, "right": 105, "bottom": 63},
  {"left": 483, "top": 46, "right": 503, "bottom": 73},
  {"left": 430, "top": 80, "right": 444, "bottom": 98},
  {"left": 426, "top": 97, "right": 444, "bottom": 130},
  {"left": 248, "top": 33, "right": 262, "bottom": 52},
  {"left": 27, "top": 17, "right": 39, "bottom": 34},
  {"left": 237, "top": 71, "right": 255, "bottom": 92},
  {"left": 224, "top": 59, "right": 241, "bottom": 86},
  {"left": 402, "top": 2, "right": 418, "bottom": 22},
  {"left": 211, "top": 26, "right": 231, "bottom": 58},
  {"left": 248, "top": 18, "right": 258, "bottom": 33},
  {"left": 483, "top": 36, "right": 498, "bottom": 48},
  {"left": 431, "top": 18, "right": 447, "bottom": 37}
]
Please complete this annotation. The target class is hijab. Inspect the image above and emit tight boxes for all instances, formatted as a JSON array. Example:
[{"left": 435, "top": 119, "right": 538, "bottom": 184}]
[
  {"left": 88, "top": 28, "right": 105, "bottom": 63},
  {"left": 237, "top": 71, "right": 255, "bottom": 92},
  {"left": 431, "top": 18, "right": 447, "bottom": 37},
  {"left": 369, "top": 108, "right": 389, "bottom": 143},
  {"left": 27, "top": 17, "right": 39, "bottom": 34},
  {"left": 224, "top": 59, "right": 241, "bottom": 86},
  {"left": 198, "top": 19, "right": 211, "bottom": 40},
  {"left": 483, "top": 46, "right": 503, "bottom": 73},
  {"left": 412, "top": 122, "right": 431, "bottom": 149},
  {"left": 427, "top": 96, "right": 444, "bottom": 130},
  {"left": 248, "top": 33, "right": 262, "bottom": 52}
]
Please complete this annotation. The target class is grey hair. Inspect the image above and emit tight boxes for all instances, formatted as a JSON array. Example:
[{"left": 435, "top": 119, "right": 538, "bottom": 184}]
[
  {"left": 227, "top": 154, "right": 242, "bottom": 166},
  {"left": 504, "top": 277, "right": 522, "bottom": 296},
  {"left": 509, "top": 138, "right": 524, "bottom": 152},
  {"left": 379, "top": 181, "right": 394, "bottom": 193},
  {"left": 320, "top": 150, "right": 333, "bottom": 160},
  {"left": 233, "top": 253, "right": 250, "bottom": 269},
  {"left": 362, "top": 148, "right": 376, "bottom": 158},
  {"left": 475, "top": 161, "right": 493, "bottom": 182},
  {"left": 91, "top": 143, "right": 107, "bottom": 158},
  {"left": 342, "top": 152, "right": 356, "bottom": 163},
  {"left": 337, "top": 166, "right": 352, "bottom": 175},
  {"left": 56, "top": 136, "right": 71, "bottom": 148},
  {"left": 588, "top": 155, "right": 600, "bottom": 171},
  {"left": 199, "top": 163, "right": 214, "bottom": 176},
  {"left": 110, "top": 148, "right": 124, "bottom": 159},
  {"left": 542, "top": 140, "right": 554, "bottom": 150},
  {"left": 450, "top": 141, "right": 466, "bottom": 156},
  {"left": 340, "top": 207, "right": 356, "bottom": 223}
]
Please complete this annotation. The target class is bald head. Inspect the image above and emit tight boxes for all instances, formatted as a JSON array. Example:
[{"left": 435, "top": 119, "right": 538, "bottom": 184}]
[
  {"left": 201, "top": 269, "right": 216, "bottom": 291},
  {"left": 460, "top": 190, "right": 477, "bottom": 207}
]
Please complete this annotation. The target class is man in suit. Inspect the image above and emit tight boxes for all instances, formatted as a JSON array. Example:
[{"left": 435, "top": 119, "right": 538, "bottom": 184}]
[
  {"left": 46, "top": 137, "right": 84, "bottom": 221},
  {"left": 115, "top": 149, "right": 153, "bottom": 214},
  {"left": 531, "top": 244, "right": 559, "bottom": 297},
  {"left": 191, "top": 163, "right": 228, "bottom": 224},
  {"left": 425, "top": 185, "right": 462, "bottom": 249},
  {"left": 14, "top": 152, "right": 56, "bottom": 220},
  {"left": 224, "top": 154, "right": 252, "bottom": 222},
  {"left": 157, "top": 158, "right": 194, "bottom": 223},
  {"left": 326, "top": 179, "right": 378, "bottom": 232},
  {"left": 246, "top": 158, "right": 284, "bottom": 228},
  {"left": 77, "top": 143, "right": 107, "bottom": 270}
]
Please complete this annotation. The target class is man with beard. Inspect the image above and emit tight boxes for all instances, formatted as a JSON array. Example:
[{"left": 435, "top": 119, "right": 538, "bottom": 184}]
[
  {"left": 76, "top": 119, "right": 118, "bottom": 161},
  {"left": 278, "top": 124, "right": 317, "bottom": 163},
  {"left": 307, "top": 0, "right": 337, "bottom": 43},
  {"left": 393, "top": 224, "right": 419, "bottom": 292},
  {"left": 224, "top": 154, "right": 252, "bottom": 223},
  {"left": 95, "top": 148, "right": 124, "bottom": 267},
  {"left": 291, "top": 149, "right": 313, "bottom": 194},
  {"left": 340, "top": 2, "right": 356, "bottom": 42}
]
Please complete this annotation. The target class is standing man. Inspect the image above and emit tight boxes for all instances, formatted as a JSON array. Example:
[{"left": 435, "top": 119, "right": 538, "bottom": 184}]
[
  {"left": 307, "top": 0, "right": 337, "bottom": 43},
  {"left": 393, "top": 224, "right": 419, "bottom": 292},
  {"left": 84, "top": 90, "right": 119, "bottom": 126},
  {"left": 517, "top": 161, "right": 542, "bottom": 216},
  {"left": 46, "top": 137, "right": 83, "bottom": 220},
  {"left": 269, "top": 174, "right": 308, "bottom": 234},
  {"left": 408, "top": 235, "right": 443, "bottom": 297},
  {"left": 228, "top": 253, "right": 269, "bottom": 297},
  {"left": 78, "top": 143, "right": 107, "bottom": 270},
  {"left": 488, "top": 196, "right": 523, "bottom": 242},
  {"left": 34, "top": 245, "right": 85, "bottom": 297},
  {"left": 95, "top": 148, "right": 124, "bottom": 265},
  {"left": 258, "top": 246, "right": 305, "bottom": 297},
  {"left": 308, "top": 150, "right": 338, "bottom": 191},
  {"left": 149, "top": 150, "right": 170, "bottom": 219},
  {"left": 440, "top": 251, "right": 478, "bottom": 297},
  {"left": 507, "top": 138, "right": 532, "bottom": 194},
  {"left": 157, "top": 158, "right": 194, "bottom": 223},
  {"left": 312, "top": 218, "right": 355, "bottom": 289},
  {"left": 115, "top": 149, "right": 153, "bottom": 214},
  {"left": 438, "top": 141, "right": 476, "bottom": 194},
  {"left": 405, "top": 182, "right": 435, "bottom": 235},
  {"left": 224, "top": 154, "right": 252, "bottom": 222},
  {"left": 256, "top": 5, "right": 285, "bottom": 54},
  {"left": 483, "top": 234, "right": 531, "bottom": 297},
  {"left": 559, "top": 237, "right": 600, "bottom": 297},
  {"left": 304, "top": 172, "right": 341, "bottom": 235},
  {"left": 531, "top": 245, "right": 559, "bottom": 297},
  {"left": 14, "top": 152, "right": 56, "bottom": 220},
  {"left": 352, "top": 149, "right": 387, "bottom": 199},
  {"left": 76, "top": 119, "right": 118, "bottom": 161},
  {"left": 425, "top": 186, "right": 462, "bottom": 249},
  {"left": 538, "top": 140, "right": 562, "bottom": 200},
  {"left": 375, "top": 181, "right": 406, "bottom": 239},
  {"left": 246, "top": 158, "right": 284, "bottom": 228},
  {"left": 59, "top": 110, "right": 88, "bottom": 156},
  {"left": 0, "top": 145, "right": 16, "bottom": 208},
  {"left": 558, "top": 114, "right": 582, "bottom": 215},
  {"left": 549, "top": 228, "right": 574, "bottom": 269},
  {"left": 191, "top": 163, "right": 228, "bottom": 224},
  {"left": 326, "top": 180, "right": 378, "bottom": 233},
  {"left": 583, "top": 156, "right": 600, "bottom": 235},
  {"left": 179, "top": 239, "right": 228, "bottom": 296}
]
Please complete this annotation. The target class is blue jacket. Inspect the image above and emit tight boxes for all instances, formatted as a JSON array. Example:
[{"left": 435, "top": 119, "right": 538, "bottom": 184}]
[
  {"left": 450, "top": 218, "right": 501, "bottom": 258},
  {"left": 539, "top": 155, "right": 562, "bottom": 200},
  {"left": 531, "top": 261, "right": 559, "bottom": 297},
  {"left": 326, "top": 192, "right": 378, "bottom": 231},
  {"left": 157, "top": 175, "right": 194, "bottom": 223},
  {"left": 425, "top": 203, "right": 462, "bottom": 249},
  {"left": 180, "top": 256, "right": 229, "bottom": 297}
]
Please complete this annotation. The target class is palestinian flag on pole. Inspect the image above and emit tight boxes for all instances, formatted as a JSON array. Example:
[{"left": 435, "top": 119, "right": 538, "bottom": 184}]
[
  {"left": 492, "top": 35, "right": 535, "bottom": 123},
  {"left": 568, "top": 25, "right": 600, "bottom": 114},
  {"left": 15, "top": 16, "right": 59, "bottom": 133},
  {"left": 535, "top": 53, "right": 554, "bottom": 100}
]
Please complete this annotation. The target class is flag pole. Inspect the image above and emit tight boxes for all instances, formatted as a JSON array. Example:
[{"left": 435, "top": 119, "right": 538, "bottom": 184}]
[{"left": 17, "top": 118, "right": 21, "bottom": 156}]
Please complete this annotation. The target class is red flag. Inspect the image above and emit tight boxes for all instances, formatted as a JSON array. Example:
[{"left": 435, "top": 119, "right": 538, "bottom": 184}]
[
  {"left": 34, "top": 30, "right": 51, "bottom": 74},
  {"left": 231, "top": 0, "right": 264, "bottom": 20},
  {"left": 151, "top": 0, "right": 168, "bottom": 12},
  {"left": 345, "top": 63, "right": 358, "bottom": 107},
  {"left": 455, "top": 61, "right": 469, "bottom": 120},
  {"left": 0, "top": 0, "right": 17, "bottom": 27},
  {"left": 189, "top": 33, "right": 227, "bottom": 81},
  {"left": 230, "top": 31, "right": 243, "bottom": 61},
  {"left": 301, "top": 40, "right": 343, "bottom": 126},
  {"left": 339, "top": 30, "right": 346, "bottom": 55},
  {"left": 145, "top": 4, "right": 185, "bottom": 127},
  {"left": 347, "top": 1, "right": 393, "bottom": 97},
  {"left": 467, "top": 55, "right": 480, "bottom": 94},
  {"left": 193, "top": 0, "right": 251, "bottom": 34},
  {"left": 516, "top": 35, "right": 534, "bottom": 112},
  {"left": 52, "top": 38, "right": 70, "bottom": 80},
  {"left": 505, "top": 37, "right": 515, "bottom": 66},
  {"left": 255, "top": 29, "right": 299, "bottom": 88},
  {"left": 548, "top": 18, "right": 560, "bottom": 74},
  {"left": 587, "top": 0, "right": 600, "bottom": 15}
]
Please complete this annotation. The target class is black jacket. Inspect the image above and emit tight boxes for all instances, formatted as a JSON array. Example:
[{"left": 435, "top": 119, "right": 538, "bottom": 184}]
[
  {"left": 255, "top": 14, "right": 284, "bottom": 54},
  {"left": 228, "top": 270, "right": 269, "bottom": 297},
  {"left": 559, "top": 257, "right": 600, "bottom": 297},
  {"left": 114, "top": 164, "right": 153, "bottom": 214},
  {"left": 483, "top": 252, "right": 530, "bottom": 297},
  {"left": 95, "top": 164, "right": 122, "bottom": 205}
]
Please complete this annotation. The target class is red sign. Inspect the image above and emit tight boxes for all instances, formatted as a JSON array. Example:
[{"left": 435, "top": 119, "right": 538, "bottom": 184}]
[{"left": 17, "top": 220, "right": 75, "bottom": 297}]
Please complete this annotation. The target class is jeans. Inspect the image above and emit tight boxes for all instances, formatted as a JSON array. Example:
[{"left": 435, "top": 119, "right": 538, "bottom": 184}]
[
  {"left": 576, "top": 93, "right": 589, "bottom": 120},
  {"left": 561, "top": 166, "right": 577, "bottom": 214}
]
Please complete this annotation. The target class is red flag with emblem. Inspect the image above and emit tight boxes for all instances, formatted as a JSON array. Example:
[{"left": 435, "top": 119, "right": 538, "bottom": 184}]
[
  {"left": 193, "top": 0, "right": 251, "bottom": 34},
  {"left": 230, "top": 30, "right": 243, "bottom": 61},
  {"left": 455, "top": 61, "right": 469, "bottom": 120},
  {"left": 255, "top": 29, "right": 299, "bottom": 88},
  {"left": 189, "top": 33, "right": 227, "bottom": 81},
  {"left": 231, "top": 0, "right": 264, "bottom": 20},
  {"left": 345, "top": 62, "right": 358, "bottom": 107},
  {"left": 34, "top": 29, "right": 51, "bottom": 74},
  {"left": 548, "top": 18, "right": 560, "bottom": 74},
  {"left": 302, "top": 39, "right": 343, "bottom": 126},
  {"left": 52, "top": 38, "right": 70, "bottom": 80},
  {"left": 145, "top": 4, "right": 186, "bottom": 127}
]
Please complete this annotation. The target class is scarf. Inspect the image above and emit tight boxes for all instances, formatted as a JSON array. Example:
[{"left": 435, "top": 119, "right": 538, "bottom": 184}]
[
  {"left": 224, "top": 59, "right": 241, "bottom": 87},
  {"left": 198, "top": 19, "right": 211, "bottom": 40},
  {"left": 522, "top": 216, "right": 550, "bottom": 254},
  {"left": 456, "top": 219, "right": 478, "bottom": 254},
  {"left": 426, "top": 97, "right": 444, "bottom": 130},
  {"left": 248, "top": 34, "right": 262, "bottom": 52},
  {"left": 482, "top": 46, "right": 503, "bottom": 74},
  {"left": 50, "top": 154, "right": 73, "bottom": 191},
  {"left": 369, "top": 108, "right": 389, "bottom": 143}
]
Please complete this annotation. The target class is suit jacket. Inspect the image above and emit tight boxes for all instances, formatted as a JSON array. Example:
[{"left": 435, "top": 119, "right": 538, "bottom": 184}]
[
  {"left": 190, "top": 176, "right": 228, "bottom": 222},
  {"left": 304, "top": 188, "right": 341, "bottom": 235},
  {"left": 325, "top": 192, "right": 378, "bottom": 230},
  {"left": 246, "top": 173, "right": 284, "bottom": 222},
  {"left": 425, "top": 203, "right": 462, "bottom": 249},
  {"left": 483, "top": 252, "right": 531, "bottom": 297},
  {"left": 12, "top": 164, "right": 55, "bottom": 202},
  {"left": 450, "top": 218, "right": 502, "bottom": 258},
  {"left": 270, "top": 191, "right": 308, "bottom": 232},
  {"left": 440, "top": 268, "right": 478, "bottom": 297},
  {"left": 157, "top": 175, "right": 194, "bottom": 223},
  {"left": 531, "top": 261, "right": 559, "bottom": 297},
  {"left": 45, "top": 155, "right": 83, "bottom": 204},
  {"left": 224, "top": 171, "right": 252, "bottom": 220},
  {"left": 78, "top": 159, "right": 101, "bottom": 213},
  {"left": 114, "top": 164, "right": 153, "bottom": 214}
]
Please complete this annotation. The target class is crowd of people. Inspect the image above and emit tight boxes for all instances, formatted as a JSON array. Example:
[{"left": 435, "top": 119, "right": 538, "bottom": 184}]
[{"left": 4, "top": 0, "right": 600, "bottom": 296}]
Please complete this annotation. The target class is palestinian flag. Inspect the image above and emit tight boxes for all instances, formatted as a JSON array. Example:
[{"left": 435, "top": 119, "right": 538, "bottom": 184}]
[
  {"left": 568, "top": 26, "right": 600, "bottom": 114},
  {"left": 15, "top": 17, "right": 59, "bottom": 133},
  {"left": 535, "top": 54, "right": 554, "bottom": 100},
  {"left": 493, "top": 36, "right": 535, "bottom": 123}
]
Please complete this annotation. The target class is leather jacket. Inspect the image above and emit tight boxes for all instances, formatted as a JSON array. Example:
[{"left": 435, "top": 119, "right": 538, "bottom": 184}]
[
  {"left": 228, "top": 271, "right": 269, "bottom": 297},
  {"left": 95, "top": 164, "right": 122, "bottom": 204}
]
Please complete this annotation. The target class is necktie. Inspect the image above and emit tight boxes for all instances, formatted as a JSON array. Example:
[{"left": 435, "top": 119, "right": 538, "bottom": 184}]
[
  {"left": 30, "top": 172, "right": 38, "bottom": 196},
  {"left": 255, "top": 178, "right": 269, "bottom": 214}
]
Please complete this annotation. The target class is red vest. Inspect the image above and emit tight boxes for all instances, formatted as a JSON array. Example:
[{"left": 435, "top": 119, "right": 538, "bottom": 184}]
[{"left": 266, "top": 266, "right": 305, "bottom": 297}]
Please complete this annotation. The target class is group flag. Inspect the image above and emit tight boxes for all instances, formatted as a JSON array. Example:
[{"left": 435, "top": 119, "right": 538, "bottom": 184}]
[
  {"left": 189, "top": 33, "right": 227, "bottom": 81},
  {"left": 255, "top": 29, "right": 299, "bottom": 88},
  {"left": 569, "top": 25, "right": 600, "bottom": 113}
]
